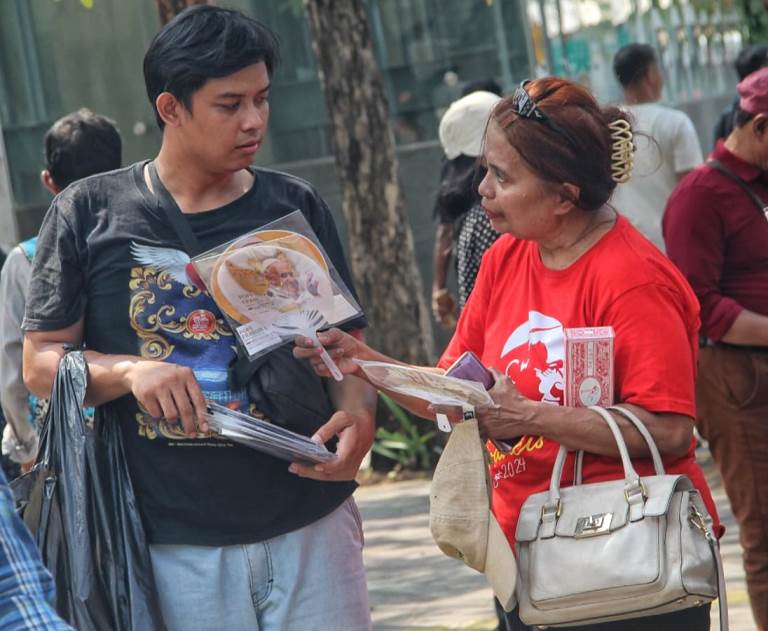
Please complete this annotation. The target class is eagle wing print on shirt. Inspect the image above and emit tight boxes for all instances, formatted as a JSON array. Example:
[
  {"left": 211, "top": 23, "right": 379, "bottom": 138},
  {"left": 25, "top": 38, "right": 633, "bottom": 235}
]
[
  {"left": 128, "top": 241, "right": 251, "bottom": 442},
  {"left": 130, "top": 242, "right": 206, "bottom": 291}
]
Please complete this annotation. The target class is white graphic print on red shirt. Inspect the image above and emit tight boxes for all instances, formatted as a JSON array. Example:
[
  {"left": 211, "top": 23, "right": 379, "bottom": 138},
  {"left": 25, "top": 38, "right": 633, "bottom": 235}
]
[{"left": 502, "top": 311, "right": 564, "bottom": 405}]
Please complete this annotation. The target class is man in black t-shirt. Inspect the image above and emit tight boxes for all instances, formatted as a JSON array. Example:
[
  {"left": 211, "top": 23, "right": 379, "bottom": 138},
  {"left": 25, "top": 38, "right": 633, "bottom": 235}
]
[{"left": 22, "top": 7, "right": 376, "bottom": 630}]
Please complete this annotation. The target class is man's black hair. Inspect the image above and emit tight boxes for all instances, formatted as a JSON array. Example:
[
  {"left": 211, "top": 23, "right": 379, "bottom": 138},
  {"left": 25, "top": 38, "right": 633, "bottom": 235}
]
[
  {"left": 613, "top": 43, "right": 658, "bottom": 88},
  {"left": 143, "top": 5, "right": 280, "bottom": 129},
  {"left": 44, "top": 108, "right": 122, "bottom": 189},
  {"left": 735, "top": 44, "right": 768, "bottom": 81}
]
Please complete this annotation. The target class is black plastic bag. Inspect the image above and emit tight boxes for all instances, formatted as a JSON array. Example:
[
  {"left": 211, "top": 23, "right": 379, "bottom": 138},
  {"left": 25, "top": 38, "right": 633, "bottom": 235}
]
[{"left": 11, "top": 351, "right": 165, "bottom": 631}]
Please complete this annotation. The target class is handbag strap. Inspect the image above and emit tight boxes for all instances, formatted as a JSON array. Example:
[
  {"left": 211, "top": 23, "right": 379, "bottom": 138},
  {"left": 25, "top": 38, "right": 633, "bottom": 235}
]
[
  {"left": 707, "top": 158, "right": 768, "bottom": 222},
  {"left": 606, "top": 406, "right": 665, "bottom": 474},
  {"left": 547, "top": 407, "right": 645, "bottom": 519},
  {"left": 575, "top": 405, "right": 666, "bottom": 484},
  {"left": 712, "top": 537, "right": 729, "bottom": 631},
  {"left": 146, "top": 160, "right": 204, "bottom": 257}
]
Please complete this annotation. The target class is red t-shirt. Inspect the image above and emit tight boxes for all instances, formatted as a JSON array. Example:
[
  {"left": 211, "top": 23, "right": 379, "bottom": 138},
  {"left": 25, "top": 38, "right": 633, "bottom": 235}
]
[{"left": 438, "top": 214, "right": 720, "bottom": 543}]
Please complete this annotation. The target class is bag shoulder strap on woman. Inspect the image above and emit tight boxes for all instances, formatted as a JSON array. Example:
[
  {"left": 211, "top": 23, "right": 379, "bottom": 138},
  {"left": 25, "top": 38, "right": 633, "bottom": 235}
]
[{"left": 707, "top": 158, "right": 768, "bottom": 222}]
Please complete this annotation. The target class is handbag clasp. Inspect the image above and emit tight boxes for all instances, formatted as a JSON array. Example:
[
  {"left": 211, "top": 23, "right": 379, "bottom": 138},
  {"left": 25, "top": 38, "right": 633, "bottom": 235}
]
[{"left": 574, "top": 512, "right": 613, "bottom": 538}]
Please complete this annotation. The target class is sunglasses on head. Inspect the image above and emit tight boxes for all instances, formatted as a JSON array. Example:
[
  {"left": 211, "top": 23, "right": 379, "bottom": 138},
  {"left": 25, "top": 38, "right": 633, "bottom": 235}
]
[{"left": 511, "top": 80, "right": 578, "bottom": 147}]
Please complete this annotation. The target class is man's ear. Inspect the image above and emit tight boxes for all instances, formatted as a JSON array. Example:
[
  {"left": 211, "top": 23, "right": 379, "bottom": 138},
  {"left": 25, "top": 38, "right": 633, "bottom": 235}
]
[
  {"left": 156, "top": 92, "right": 186, "bottom": 128},
  {"left": 554, "top": 182, "right": 580, "bottom": 214},
  {"left": 40, "top": 170, "right": 60, "bottom": 195}
]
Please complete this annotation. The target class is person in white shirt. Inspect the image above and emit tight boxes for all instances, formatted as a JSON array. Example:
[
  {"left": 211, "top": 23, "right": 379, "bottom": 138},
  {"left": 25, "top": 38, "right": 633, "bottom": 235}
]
[{"left": 610, "top": 43, "right": 703, "bottom": 252}]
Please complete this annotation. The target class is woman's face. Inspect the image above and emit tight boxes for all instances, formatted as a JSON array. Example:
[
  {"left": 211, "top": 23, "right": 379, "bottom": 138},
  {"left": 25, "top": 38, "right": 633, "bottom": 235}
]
[{"left": 478, "top": 120, "right": 564, "bottom": 240}]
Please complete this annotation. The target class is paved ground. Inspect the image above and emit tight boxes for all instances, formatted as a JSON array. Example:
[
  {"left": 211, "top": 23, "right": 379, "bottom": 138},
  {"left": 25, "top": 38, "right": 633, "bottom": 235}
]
[{"left": 355, "top": 448, "right": 756, "bottom": 631}]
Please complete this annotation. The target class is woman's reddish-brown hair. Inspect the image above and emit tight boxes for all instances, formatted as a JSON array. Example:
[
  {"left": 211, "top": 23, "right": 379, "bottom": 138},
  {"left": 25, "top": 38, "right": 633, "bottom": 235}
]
[{"left": 491, "top": 77, "right": 630, "bottom": 211}]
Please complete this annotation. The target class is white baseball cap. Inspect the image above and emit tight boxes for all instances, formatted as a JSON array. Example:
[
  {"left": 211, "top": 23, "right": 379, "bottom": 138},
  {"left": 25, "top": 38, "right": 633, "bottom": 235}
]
[{"left": 438, "top": 91, "right": 502, "bottom": 159}]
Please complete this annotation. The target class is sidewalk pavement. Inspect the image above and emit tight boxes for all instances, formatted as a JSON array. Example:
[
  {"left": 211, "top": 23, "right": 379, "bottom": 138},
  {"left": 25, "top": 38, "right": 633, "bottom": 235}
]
[{"left": 355, "top": 448, "right": 756, "bottom": 631}]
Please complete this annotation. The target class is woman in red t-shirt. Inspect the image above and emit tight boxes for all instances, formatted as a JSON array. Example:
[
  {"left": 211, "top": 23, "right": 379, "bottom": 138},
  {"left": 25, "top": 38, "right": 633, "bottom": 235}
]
[{"left": 293, "top": 77, "right": 717, "bottom": 631}]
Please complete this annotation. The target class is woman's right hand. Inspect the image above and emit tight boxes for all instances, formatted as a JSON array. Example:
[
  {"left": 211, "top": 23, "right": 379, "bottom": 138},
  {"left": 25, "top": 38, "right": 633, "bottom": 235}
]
[{"left": 293, "top": 328, "right": 365, "bottom": 378}]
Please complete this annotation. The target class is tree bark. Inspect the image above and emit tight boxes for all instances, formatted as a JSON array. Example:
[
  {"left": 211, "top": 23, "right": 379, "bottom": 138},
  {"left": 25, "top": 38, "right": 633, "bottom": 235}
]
[
  {"left": 154, "top": 0, "right": 209, "bottom": 26},
  {"left": 304, "top": 0, "right": 433, "bottom": 365}
]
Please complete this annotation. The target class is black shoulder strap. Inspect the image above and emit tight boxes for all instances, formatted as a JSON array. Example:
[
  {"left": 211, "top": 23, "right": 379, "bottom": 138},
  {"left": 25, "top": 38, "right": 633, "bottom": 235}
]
[
  {"left": 707, "top": 159, "right": 768, "bottom": 221},
  {"left": 144, "top": 162, "right": 267, "bottom": 384},
  {"left": 146, "top": 161, "right": 204, "bottom": 257}
]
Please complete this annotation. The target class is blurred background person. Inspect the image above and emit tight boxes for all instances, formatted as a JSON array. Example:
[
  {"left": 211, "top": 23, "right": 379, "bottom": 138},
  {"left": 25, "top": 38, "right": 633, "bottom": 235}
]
[
  {"left": 610, "top": 43, "right": 702, "bottom": 252},
  {"left": 431, "top": 86, "right": 501, "bottom": 329},
  {"left": 713, "top": 44, "right": 768, "bottom": 144},
  {"left": 664, "top": 66, "right": 768, "bottom": 631},
  {"left": 0, "top": 108, "right": 121, "bottom": 473}
]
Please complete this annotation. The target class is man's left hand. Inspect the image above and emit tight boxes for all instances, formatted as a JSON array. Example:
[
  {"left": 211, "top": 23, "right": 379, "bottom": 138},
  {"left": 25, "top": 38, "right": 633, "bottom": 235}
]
[
  {"left": 288, "top": 410, "right": 374, "bottom": 481},
  {"left": 428, "top": 369, "right": 537, "bottom": 440}
]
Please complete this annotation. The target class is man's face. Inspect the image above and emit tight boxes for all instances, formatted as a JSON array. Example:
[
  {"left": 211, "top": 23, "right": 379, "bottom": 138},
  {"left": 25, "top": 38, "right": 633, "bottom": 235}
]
[
  {"left": 477, "top": 120, "right": 565, "bottom": 241},
  {"left": 176, "top": 62, "right": 270, "bottom": 173}
]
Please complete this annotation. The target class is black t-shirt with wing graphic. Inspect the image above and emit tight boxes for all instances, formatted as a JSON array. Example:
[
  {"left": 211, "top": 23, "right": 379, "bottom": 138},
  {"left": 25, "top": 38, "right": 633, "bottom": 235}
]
[{"left": 23, "top": 161, "right": 367, "bottom": 545}]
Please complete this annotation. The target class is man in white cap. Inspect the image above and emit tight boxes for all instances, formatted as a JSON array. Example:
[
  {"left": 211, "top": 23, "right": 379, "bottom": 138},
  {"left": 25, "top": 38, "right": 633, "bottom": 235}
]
[{"left": 431, "top": 89, "right": 501, "bottom": 328}]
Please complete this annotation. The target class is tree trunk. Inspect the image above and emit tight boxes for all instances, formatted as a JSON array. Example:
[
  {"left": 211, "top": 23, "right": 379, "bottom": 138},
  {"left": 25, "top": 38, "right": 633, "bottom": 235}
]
[
  {"left": 154, "top": 0, "right": 209, "bottom": 26},
  {"left": 304, "top": 0, "right": 433, "bottom": 365}
]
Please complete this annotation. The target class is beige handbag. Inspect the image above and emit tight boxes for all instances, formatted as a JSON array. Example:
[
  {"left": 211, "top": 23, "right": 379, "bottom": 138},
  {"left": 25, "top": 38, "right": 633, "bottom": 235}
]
[{"left": 515, "top": 405, "right": 728, "bottom": 628}]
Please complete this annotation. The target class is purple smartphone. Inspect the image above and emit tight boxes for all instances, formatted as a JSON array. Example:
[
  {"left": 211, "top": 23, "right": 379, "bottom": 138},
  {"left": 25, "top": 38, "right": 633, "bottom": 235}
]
[
  {"left": 445, "top": 352, "right": 511, "bottom": 452},
  {"left": 445, "top": 351, "right": 495, "bottom": 390}
]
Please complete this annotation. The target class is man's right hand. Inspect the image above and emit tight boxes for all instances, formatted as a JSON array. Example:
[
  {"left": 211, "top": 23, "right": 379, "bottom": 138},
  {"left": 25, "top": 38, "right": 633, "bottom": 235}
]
[
  {"left": 25, "top": 325, "right": 208, "bottom": 435},
  {"left": 124, "top": 360, "right": 208, "bottom": 435}
]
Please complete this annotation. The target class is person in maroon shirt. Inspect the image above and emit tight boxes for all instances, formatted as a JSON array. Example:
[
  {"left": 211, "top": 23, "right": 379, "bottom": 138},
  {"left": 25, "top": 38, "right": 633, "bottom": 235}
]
[{"left": 663, "top": 66, "right": 768, "bottom": 631}]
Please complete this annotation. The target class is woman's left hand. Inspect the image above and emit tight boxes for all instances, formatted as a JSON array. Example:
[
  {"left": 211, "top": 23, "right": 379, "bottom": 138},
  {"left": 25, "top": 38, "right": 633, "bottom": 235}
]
[
  {"left": 476, "top": 369, "right": 537, "bottom": 440},
  {"left": 428, "top": 369, "right": 539, "bottom": 439}
]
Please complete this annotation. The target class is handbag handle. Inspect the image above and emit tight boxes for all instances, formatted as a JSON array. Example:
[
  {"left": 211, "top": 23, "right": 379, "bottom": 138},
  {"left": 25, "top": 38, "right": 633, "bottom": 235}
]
[
  {"left": 544, "top": 407, "right": 652, "bottom": 522},
  {"left": 573, "top": 405, "right": 666, "bottom": 484}
]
